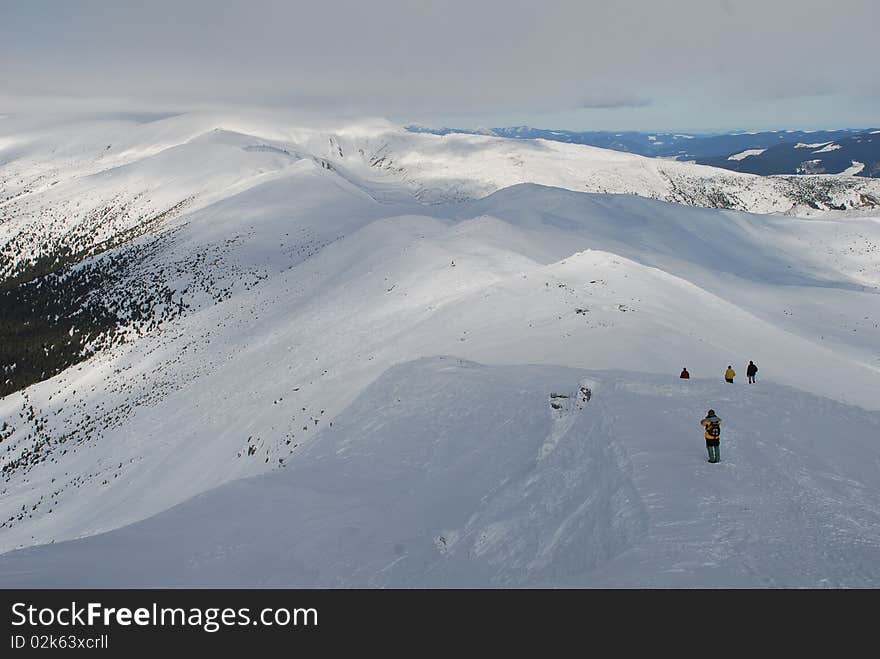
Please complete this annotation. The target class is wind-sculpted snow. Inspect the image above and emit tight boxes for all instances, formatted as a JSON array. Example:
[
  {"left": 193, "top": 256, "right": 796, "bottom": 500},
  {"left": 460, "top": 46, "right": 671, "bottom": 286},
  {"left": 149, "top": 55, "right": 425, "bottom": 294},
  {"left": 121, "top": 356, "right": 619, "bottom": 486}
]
[
  {"left": 0, "top": 359, "right": 877, "bottom": 587},
  {"left": 1, "top": 111, "right": 879, "bottom": 586}
]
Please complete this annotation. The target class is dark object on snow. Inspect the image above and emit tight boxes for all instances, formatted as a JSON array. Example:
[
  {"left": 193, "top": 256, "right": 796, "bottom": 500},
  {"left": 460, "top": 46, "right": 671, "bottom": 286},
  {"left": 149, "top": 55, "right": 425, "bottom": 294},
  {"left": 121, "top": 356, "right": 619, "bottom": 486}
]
[
  {"left": 747, "top": 360, "right": 758, "bottom": 384},
  {"left": 701, "top": 411, "right": 722, "bottom": 463},
  {"left": 680, "top": 368, "right": 690, "bottom": 379},
  {"left": 579, "top": 385, "right": 591, "bottom": 402}
]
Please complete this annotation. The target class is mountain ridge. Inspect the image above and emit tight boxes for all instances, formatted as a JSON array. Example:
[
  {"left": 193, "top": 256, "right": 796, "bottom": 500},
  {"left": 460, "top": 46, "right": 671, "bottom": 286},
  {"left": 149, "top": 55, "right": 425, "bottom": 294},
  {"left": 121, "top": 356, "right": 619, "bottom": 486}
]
[
  {"left": 406, "top": 124, "right": 880, "bottom": 178},
  {"left": 1, "top": 112, "right": 879, "bottom": 586}
]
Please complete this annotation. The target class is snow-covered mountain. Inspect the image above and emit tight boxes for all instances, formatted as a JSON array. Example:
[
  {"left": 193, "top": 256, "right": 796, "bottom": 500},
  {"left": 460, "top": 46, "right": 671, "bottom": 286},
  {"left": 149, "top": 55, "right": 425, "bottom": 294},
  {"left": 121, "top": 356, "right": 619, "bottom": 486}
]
[
  {"left": 1, "top": 111, "right": 879, "bottom": 587},
  {"left": 697, "top": 131, "right": 880, "bottom": 178},
  {"left": 4, "top": 113, "right": 880, "bottom": 285},
  {"left": 407, "top": 124, "right": 878, "bottom": 174}
]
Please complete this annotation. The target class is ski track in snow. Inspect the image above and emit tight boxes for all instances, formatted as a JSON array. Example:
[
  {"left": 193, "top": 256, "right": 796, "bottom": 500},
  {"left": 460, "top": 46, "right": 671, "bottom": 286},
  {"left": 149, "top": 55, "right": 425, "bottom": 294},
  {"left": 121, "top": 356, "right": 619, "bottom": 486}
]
[{"left": 580, "top": 377, "right": 880, "bottom": 587}]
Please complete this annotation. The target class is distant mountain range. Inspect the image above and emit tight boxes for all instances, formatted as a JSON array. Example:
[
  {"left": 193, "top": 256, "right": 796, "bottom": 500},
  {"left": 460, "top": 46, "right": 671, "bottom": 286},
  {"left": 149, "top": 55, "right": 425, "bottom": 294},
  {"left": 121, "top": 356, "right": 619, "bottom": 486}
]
[
  {"left": 697, "top": 131, "right": 879, "bottom": 177},
  {"left": 405, "top": 125, "right": 880, "bottom": 177}
]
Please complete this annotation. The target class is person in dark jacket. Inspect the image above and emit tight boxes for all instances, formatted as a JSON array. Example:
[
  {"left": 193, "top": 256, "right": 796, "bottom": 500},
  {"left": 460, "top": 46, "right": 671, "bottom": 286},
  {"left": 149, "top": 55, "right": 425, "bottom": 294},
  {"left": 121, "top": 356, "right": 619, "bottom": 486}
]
[
  {"left": 680, "top": 367, "right": 690, "bottom": 379},
  {"left": 747, "top": 360, "right": 758, "bottom": 384},
  {"left": 700, "top": 409, "right": 722, "bottom": 463}
]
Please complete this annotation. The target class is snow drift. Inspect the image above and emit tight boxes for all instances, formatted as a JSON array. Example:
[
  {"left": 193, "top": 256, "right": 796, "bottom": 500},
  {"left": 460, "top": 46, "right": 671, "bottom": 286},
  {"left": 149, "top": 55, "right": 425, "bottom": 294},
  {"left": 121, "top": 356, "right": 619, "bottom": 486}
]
[{"left": 1, "top": 358, "right": 878, "bottom": 587}]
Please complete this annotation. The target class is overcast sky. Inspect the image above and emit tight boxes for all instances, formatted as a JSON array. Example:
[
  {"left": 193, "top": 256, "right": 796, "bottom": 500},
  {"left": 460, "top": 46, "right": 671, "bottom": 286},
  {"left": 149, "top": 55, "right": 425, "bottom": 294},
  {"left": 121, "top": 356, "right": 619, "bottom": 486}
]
[{"left": 1, "top": 0, "right": 877, "bottom": 132}]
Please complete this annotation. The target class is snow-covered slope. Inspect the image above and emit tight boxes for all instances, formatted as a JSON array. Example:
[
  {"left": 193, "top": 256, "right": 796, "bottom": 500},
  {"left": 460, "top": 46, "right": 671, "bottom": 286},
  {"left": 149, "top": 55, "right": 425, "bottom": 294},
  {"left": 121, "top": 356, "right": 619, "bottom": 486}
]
[
  {"left": 1, "top": 112, "right": 879, "bottom": 586},
  {"left": 3, "top": 111, "right": 879, "bottom": 272},
  {"left": 352, "top": 129, "right": 880, "bottom": 213},
  {"left": 1, "top": 358, "right": 878, "bottom": 587}
]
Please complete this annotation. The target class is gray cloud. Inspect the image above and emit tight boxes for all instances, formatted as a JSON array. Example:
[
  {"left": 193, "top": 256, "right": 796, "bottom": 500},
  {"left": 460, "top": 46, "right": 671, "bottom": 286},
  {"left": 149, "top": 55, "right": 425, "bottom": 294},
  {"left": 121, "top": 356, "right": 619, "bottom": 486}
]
[
  {"left": 1, "top": 0, "right": 878, "bottom": 130},
  {"left": 576, "top": 94, "right": 652, "bottom": 110}
]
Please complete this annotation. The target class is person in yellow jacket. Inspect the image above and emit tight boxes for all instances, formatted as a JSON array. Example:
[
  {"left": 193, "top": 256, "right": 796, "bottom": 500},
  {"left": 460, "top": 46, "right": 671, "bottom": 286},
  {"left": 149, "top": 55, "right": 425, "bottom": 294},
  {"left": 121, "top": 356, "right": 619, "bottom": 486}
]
[
  {"left": 724, "top": 365, "right": 735, "bottom": 383},
  {"left": 701, "top": 409, "right": 722, "bottom": 463}
]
